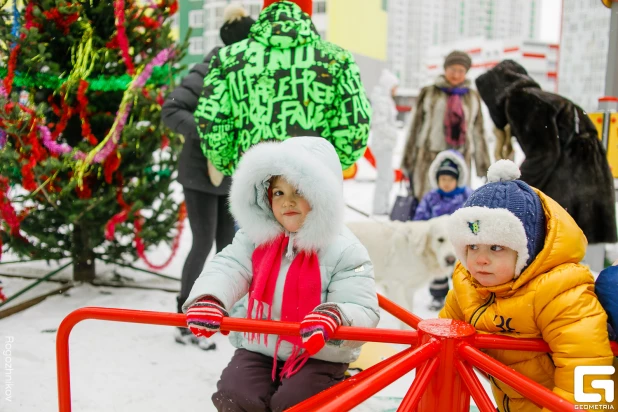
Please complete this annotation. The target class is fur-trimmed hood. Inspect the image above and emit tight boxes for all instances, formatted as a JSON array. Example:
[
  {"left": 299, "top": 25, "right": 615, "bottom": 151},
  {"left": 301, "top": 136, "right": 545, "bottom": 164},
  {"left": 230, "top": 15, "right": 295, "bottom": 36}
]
[
  {"left": 229, "top": 136, "right": 344, "bottom": 252},
  {"left": 475, "top": 60, "right": 540, "bottom": 130},
  {"left": 427, "top": 149, "right": 469, "bottom": 189}
]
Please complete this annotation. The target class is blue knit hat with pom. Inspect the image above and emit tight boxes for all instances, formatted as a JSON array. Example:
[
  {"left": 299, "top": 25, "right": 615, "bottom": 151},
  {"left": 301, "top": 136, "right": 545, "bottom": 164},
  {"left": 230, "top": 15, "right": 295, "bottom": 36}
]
[{"left": 449, "top": 160, "right": 546, "bottom": 277}]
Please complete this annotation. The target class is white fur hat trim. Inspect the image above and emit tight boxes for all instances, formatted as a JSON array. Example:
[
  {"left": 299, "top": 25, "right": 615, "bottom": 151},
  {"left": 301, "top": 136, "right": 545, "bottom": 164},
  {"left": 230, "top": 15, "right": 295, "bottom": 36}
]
[
  {"left": 223, "top": 3, "right": 248, "bottom": 23},
  {"left": 428, "top": 150, "right": 469, "bottom": 189},
  {"left": 449, "top": 206, "right": 529, "bottom": 277},
  {"left": 229, "top": 137, "right": 344, "bottom": 252}
]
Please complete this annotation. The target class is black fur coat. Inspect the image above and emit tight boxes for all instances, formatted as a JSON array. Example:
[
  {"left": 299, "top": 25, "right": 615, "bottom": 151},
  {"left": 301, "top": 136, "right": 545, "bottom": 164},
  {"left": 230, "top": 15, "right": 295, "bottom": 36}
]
[{"left": 476, "top": 60, "right": 617, "bottom": 244}]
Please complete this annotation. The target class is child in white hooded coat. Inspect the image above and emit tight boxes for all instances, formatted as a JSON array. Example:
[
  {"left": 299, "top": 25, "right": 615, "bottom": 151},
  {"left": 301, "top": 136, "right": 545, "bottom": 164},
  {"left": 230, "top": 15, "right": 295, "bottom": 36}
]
[{"left": 183, "top": 136, "right": 380, "bottom": 412}]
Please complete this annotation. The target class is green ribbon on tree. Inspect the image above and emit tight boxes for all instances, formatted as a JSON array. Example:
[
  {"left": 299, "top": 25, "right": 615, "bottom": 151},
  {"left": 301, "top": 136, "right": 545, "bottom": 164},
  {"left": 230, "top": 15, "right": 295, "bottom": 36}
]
[
  {"left": 144, "top": 167, "right": 171, "bottom": 181},
  {"left": 0, "top": 66, "right": 172, "bottom": 92}
]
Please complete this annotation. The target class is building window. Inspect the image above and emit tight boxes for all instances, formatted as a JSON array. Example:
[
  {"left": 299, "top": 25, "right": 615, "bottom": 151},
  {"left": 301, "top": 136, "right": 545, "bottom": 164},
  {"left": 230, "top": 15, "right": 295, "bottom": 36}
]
[
  {"left": 203, "top": 9, "right": 210, "bottom": 30},
  {"left": 188, "top": 37, "right": 204, "bottom": 55},
  {"left": 188, "top": 10, "right": 204, "bottom": 28},
  {"left": 314, "top": 0, "right": 326, "bottom": 14}
]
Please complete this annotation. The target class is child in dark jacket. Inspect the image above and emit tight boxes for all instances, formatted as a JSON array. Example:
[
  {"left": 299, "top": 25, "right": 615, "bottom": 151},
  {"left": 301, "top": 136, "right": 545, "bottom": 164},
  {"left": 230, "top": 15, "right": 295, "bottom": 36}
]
[
  {"left": 414, "top": 149, "right": 472, "bottom": 310},
  {"left": 596, "top": 262, "right": 618, "bottom": 341}
]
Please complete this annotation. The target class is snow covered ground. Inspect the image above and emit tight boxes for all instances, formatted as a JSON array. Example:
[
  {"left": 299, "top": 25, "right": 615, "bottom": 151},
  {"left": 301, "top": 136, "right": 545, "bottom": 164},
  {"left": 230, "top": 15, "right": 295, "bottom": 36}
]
[{"left": 4, "top": 130, "right": 608, "bottom": 412}]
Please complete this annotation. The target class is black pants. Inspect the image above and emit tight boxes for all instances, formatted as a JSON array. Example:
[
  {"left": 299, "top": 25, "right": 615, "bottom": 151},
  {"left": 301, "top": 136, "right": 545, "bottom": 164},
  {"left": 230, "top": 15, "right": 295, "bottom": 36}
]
[
  {"left": 177, "top": 188, "right": 235, "bottom": 313},
  {"left": 429, "top": 276, "right": 450, "bottom": 300},
  {"left": 212, "top": 349, "right": 348, "bottom": 412}
]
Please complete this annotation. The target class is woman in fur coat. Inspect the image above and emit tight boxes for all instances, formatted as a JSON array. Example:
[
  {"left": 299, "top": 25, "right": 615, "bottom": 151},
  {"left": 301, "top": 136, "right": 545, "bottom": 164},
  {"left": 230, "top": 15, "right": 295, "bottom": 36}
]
[
  {"left": 475, "top": 59, "right": 617, "bottom": 245},
  {"left": 401, "top": 50, "right": 490, "bottom": 199},
  {"left": 183, "top": 136, "right": 379, "bottom": 411}
]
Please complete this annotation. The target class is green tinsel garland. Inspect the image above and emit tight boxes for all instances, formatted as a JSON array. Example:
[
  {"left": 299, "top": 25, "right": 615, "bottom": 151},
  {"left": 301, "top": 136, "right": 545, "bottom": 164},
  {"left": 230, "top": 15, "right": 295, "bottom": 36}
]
[{"left": 0, "top": 66, "right": 173, "bottom": 92}]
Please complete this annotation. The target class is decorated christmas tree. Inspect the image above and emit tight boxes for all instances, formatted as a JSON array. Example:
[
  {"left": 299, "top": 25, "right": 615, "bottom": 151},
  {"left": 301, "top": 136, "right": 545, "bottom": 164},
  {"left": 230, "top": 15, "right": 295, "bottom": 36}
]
[{"left": 0, "top": 0, "right": 185, "bottom": 281}]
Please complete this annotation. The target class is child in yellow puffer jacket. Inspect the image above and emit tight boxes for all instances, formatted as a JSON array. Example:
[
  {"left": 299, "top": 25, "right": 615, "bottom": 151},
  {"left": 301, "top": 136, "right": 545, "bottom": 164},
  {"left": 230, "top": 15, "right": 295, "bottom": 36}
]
[{"left": 440, "top": 160, "right": 615, "bottom": 412}]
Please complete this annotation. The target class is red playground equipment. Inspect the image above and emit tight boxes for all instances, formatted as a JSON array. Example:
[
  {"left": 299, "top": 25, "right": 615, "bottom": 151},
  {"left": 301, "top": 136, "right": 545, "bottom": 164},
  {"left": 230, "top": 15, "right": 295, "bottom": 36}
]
[
  {"left": 56, "top": 294, "right": 618, "bottom": 411},
  {"left": 362, "top": 147, "right": 406, "bottom": 183}
]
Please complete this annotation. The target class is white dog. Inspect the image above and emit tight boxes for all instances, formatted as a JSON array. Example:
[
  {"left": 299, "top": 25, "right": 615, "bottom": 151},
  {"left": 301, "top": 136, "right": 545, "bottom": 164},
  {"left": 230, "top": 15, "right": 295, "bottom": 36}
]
[{"left": 347, "top": 215, "right": 456, "bottom": 323}]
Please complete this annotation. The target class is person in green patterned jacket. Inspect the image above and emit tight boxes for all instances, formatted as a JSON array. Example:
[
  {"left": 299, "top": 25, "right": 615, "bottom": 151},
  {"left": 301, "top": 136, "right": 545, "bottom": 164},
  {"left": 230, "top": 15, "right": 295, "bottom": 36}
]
[{"left": 194, "top": 0, "right": 372, "bottom": 176}]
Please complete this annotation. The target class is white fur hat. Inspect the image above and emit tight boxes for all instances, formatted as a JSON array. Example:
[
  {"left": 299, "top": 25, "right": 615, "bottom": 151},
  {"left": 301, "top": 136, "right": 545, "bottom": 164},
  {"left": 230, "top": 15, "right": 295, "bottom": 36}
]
[{"left": 229, "top": 137, "right": 344, "bottom": 252}]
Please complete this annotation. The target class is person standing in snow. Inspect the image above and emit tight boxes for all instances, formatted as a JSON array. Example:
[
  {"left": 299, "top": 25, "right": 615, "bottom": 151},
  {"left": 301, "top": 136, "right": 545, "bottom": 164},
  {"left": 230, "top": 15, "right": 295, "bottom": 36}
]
[
  {"left": 401, "top": 50, "right": 490, "bottom": 199},
  {"left": 183, "top": 137, "right": 379, "bottom": 411},
  {"left": 475, "top": 59, "right": 617, "bottom": 249},
  {"left": 441, "top": 160, "right": 615, "bottom": 412},
  {"left": 194, "top": 0, "right": 372, "bottom": 177},
  {"left": 161, "top": 4, "right": 255, "bottom": 349},
  {"left": 370, "top": 69, "right": 400, "bottom": 215},
  {"left": 413, "top": 150, "right": 472, "bottom": 310}
]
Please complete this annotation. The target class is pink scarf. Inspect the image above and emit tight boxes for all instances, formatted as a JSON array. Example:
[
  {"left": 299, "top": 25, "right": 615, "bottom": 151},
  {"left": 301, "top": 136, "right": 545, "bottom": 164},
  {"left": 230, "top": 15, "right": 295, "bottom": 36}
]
[
  {"left": 441, "top": 86, "right": 469, "bottom": 147},
  {"left": 249, "top": 233, "right": 322, "bottom": 380}
]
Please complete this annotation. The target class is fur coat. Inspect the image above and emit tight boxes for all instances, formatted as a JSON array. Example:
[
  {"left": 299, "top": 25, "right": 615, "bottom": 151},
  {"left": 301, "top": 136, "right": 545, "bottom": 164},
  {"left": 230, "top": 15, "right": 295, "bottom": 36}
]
[
  {"left": 184, "top": 136, "right": 380, "bottom": 363},
  {"left": 476, "top": 60, "right": 617, "bottom": 244},
  {"left": 401, "top": 76, "right": 490, "bottom": 198}
]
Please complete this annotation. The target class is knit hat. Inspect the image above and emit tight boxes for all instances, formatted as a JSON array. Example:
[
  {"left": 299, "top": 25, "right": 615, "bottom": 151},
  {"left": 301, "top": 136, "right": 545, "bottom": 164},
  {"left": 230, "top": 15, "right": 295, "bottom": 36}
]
[
  {"left": 220, "top": 4, "right": 256, "bottom": 46},
  {"left": 449, "top": 160, "right": 546, "bottom": 277},
  {"left": 444, "top": 50, "right": 472, "bottom": 71},
  {"left": 436, "top": 159, "right": 460, "bottom": 180},
  {"left": 263, "top": 0, "right": 313, "bottom": 16},
  {"left": 427, "top": 149, "right": 468, "bottom": 189}
]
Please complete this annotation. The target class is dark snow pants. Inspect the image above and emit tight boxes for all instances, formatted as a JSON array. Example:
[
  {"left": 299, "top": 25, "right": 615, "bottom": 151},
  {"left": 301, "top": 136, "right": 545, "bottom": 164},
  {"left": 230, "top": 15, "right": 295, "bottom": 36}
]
[
  {"left": 429, "top": 276, "right": 450, "bottom": 300},
  {"left": 212, "top": 349, "right": 348, "bottom": 412},
  {"left": 177, "top": 188, "right": 236, "bottom": 313}
]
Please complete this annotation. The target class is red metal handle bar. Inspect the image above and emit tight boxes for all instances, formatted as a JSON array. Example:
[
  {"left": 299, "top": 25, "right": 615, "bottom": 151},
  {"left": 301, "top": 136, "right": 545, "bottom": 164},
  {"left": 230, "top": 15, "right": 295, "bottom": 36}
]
[
  {"left": 474, "top": 334, "right": 550, "bottom": 352},
  {"left": 57, "top": 308, "right": 187, "bottom": 412},
  {"left": 57, "top": 307, "right": 418, "bottom": 412},
  {"left": 475, "top": 334, "right": 618, "bottom": 356},
  {"left": 397, "top": 357, "right": 440, "bottom": 412},
  {"left": 378, "top": 293, "right": 422, "bottom": 329},
  {"left": 458, "top": 343, "right": 575, "bottom": 412},
  {"left": 55, "top": 306, "right": 418, "bottom": 342},
  {"left": 287, "top": 346, "right": 417, "bottom": 411},
  {"left": 306, "top": 340, "right": 443, "bottom": 412},
  {"left": 454, "top": 358, "right": 496, "bottom": 412}
]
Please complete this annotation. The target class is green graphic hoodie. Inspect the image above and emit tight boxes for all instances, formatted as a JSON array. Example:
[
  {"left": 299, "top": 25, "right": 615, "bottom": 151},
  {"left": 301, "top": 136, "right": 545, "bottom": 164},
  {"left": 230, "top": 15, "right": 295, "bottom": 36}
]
[{"left": 194, "top": 1, "right": 372, "bottom": 175}]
